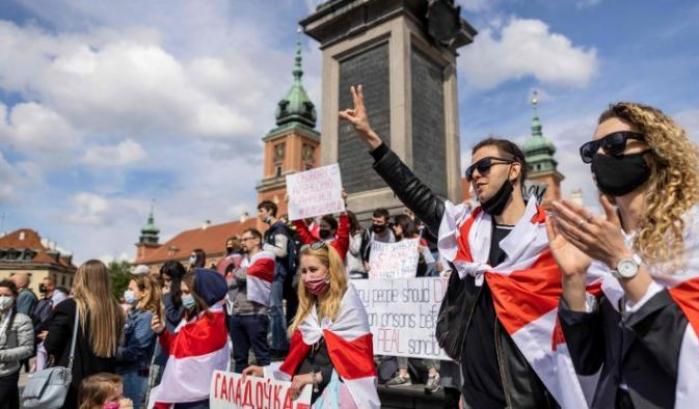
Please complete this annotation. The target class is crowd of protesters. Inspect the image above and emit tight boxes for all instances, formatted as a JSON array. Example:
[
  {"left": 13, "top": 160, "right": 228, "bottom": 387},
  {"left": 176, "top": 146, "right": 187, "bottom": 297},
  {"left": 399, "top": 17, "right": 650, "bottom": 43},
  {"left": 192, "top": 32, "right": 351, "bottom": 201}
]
[{"left": 1, "top": 84, "right": 698, "bottom": 409}]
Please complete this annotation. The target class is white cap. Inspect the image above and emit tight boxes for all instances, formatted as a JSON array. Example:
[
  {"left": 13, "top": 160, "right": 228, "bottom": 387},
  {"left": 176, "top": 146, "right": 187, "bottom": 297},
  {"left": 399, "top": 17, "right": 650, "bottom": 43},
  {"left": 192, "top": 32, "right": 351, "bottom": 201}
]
[{"left": 132, "top": 264, "right": 150, "bottom": 275}]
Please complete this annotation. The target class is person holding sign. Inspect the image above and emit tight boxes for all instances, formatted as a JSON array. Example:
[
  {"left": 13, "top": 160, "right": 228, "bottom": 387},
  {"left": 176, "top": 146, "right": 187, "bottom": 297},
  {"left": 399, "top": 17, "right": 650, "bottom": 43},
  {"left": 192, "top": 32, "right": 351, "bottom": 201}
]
[
  {"left": 340, "top": 85, "right": 592, "bottom": 409},
  {"left": 242, "top": 243, "right": 380, "bottom": 408}
]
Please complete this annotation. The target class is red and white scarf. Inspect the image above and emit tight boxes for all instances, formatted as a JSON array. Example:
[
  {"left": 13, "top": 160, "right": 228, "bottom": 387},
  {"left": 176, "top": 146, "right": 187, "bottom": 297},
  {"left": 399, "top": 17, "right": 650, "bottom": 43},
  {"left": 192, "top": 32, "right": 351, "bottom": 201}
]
[
  {"left": 266, "top": 284, "right": 380, "bottom": 409},
  {"left": 150, "top": 306, "right": 230, "bottom": 407},
  {"left": 588, "top": 206, "right": 699, "bottom": 409},
  {"left": 438, "top": 199, "right": 595, "bottom": 409},
  {"left": 244, "top": 251, "right": 275, "bottom": 306}
]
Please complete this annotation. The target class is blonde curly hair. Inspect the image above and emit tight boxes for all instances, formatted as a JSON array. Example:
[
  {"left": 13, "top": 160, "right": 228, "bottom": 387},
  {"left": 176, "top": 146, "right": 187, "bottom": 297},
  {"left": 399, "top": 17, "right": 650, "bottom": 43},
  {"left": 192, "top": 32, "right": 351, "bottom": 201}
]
[{"left": 599, "top": 103, "right": 699, "bottom": 268}]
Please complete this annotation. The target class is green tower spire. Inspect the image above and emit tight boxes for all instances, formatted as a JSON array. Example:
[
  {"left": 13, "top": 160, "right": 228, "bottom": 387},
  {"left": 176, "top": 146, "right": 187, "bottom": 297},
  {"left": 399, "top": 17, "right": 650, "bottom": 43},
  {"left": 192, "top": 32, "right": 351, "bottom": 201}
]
[
  {"left": 139, "top": 200, "right": 159, "bottom": 245},
  {"left": 275, "top": 40, "right": 317, "bottom": 128},
  {"left": 523, "top": 91, "right": 560, "bottom": 177}
]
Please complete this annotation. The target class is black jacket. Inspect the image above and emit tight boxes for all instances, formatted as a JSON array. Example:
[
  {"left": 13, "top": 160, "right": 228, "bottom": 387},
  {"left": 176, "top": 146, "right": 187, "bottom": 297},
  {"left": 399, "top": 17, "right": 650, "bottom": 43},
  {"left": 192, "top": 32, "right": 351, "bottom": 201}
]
[
  {"left": 44, "top": 299, "right": 117, "bottom": 409},
  {"left": 559, "top": 289, "right": 688, "bottom": 409},
  {"left": 370, "top": 143, "right": 557, "bottom": 409}
]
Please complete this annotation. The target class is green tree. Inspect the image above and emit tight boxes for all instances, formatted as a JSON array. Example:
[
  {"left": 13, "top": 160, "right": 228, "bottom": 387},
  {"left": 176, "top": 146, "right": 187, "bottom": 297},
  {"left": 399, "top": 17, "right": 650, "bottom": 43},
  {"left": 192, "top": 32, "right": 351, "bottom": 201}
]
[{"left": 108, "top": 260, "right": 132, "bottom": 300}]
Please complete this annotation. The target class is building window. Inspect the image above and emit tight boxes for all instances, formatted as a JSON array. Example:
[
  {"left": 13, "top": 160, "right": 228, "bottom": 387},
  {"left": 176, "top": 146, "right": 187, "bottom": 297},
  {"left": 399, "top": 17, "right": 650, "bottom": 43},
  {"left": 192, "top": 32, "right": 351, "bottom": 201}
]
[{"left": 274, "top": 143, "right": 285, "bottom": 163}]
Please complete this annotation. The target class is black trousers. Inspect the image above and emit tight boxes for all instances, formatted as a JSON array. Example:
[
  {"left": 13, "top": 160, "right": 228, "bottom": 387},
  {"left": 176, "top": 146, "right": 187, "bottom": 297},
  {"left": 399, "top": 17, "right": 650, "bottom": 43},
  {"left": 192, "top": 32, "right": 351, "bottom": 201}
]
[{"left": 0, "top": 370, "right": 20, "bottom": 409}]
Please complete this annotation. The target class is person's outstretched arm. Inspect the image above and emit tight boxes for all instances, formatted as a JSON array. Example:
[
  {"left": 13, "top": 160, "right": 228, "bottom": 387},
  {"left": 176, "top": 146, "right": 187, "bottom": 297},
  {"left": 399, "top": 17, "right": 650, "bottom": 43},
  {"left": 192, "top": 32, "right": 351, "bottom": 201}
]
[{"left": 339, "top": 85, "right": 445, "bottom": 234}]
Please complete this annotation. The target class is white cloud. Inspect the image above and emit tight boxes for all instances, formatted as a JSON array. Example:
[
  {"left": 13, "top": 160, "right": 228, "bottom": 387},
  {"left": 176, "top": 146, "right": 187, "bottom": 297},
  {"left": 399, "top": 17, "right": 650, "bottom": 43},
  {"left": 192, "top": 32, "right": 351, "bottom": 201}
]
[
  {"left": 459, "top": 17, "right": 598, "bottom": 90},
  {"left": 82, "top": 139, "right": 147, "bottom": 167},
  {"left": 68, "top": 192, "right": 110, "bottom": 225},
  {"left": 0, "top": 102, "right": 80, "bottom": 153}
]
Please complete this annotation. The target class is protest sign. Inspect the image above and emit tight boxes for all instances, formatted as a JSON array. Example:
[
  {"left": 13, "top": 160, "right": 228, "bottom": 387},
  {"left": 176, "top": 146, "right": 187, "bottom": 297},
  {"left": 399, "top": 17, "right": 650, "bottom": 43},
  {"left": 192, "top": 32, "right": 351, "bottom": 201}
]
[
  {"left": 368, "top": 238, "right": 420, "bottom": 279},
  {"left": 210, "top": 370, "right": 312, "bottom": 409},
  {"left": 354, "top": 277, "right": 450, "bottom": 360},
  {"left": 286, "top": 164, "right": 344, "bottom": 221}
]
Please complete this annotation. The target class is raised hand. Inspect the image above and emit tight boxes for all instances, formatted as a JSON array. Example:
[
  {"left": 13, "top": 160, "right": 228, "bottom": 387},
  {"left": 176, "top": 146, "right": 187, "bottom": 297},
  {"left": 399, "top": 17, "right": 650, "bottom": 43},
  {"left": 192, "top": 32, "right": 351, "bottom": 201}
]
[{"left": 338, "top": 85, "right": 382, "bottom": 149}]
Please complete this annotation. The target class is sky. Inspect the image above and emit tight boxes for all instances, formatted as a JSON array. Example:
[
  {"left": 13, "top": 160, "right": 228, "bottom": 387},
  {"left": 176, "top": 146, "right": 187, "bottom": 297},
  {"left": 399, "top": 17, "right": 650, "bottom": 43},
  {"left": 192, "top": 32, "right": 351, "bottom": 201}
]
[{"left": 0, "top": 0, "right": 697, "bottom": 263}]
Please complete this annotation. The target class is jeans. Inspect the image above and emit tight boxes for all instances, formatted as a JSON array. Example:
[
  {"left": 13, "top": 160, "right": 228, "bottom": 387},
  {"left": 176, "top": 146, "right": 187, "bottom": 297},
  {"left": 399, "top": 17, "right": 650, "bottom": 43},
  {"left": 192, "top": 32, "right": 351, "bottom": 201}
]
[
  {"left": 229, "top": 314, "right": 270, "bottom": 373},
  {"left": 121, "top": 370, "right": 148, "bottom": 409},
  {"left": 269, "top": 278, "right": 289, "bottom": 352},
  {"left": 0, "top": 370, "right": 19, "bottom": 409}
]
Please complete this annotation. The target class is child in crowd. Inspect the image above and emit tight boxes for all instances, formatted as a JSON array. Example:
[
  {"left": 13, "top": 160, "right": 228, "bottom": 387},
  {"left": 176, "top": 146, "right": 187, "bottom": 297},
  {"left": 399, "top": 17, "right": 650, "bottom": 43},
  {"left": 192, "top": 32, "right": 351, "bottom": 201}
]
[{"left": 78, "top": 373, "right": 133, "bottom": 409}]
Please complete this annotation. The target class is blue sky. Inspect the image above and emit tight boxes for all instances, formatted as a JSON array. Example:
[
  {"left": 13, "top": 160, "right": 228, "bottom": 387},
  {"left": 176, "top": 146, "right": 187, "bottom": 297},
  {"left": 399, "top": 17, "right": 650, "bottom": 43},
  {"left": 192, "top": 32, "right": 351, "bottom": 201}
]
[{"left": 0, "top": 0, "right": 697, "bottom": 262}]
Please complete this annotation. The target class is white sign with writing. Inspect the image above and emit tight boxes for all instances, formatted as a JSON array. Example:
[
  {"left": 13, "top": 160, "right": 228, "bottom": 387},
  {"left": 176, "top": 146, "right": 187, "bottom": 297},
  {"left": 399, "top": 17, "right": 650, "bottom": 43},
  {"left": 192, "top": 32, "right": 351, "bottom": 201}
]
[
  {"left": 286, "top": 164, "right": 345, "bottom": 221},
  {"left": 210, "top": 370, "right": 312, "bottom": 409},
  {"left": 368, "top": 238, "right": 420, "bottom": 279},
  {"left": 354, "top": 277, "right": 450, "bottom": 360}
]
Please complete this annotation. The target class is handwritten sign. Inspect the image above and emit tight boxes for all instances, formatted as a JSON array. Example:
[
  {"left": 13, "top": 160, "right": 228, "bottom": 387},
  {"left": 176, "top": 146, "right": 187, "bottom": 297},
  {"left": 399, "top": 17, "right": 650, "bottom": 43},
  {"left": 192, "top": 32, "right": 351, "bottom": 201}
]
[
  {"left": 354, "top": 278, "right": 449, "bottom": 360},
  {"left": 210, "top": 370, "right": 311, "bottom": 409},
  {"left": 286, "top": 164, "right": 344, "bottom": 221},
  {"left": 368, "top": 238, "right": 420, "bottom": 279}
]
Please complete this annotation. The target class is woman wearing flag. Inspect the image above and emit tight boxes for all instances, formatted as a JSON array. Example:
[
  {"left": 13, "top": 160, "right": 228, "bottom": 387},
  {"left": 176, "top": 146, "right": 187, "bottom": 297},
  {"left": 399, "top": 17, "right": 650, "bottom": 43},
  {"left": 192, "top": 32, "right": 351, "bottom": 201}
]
[
  {"left": 149, "top": 268, "right": 229, "bottom": 409},
  {"left": 548, "top": 103, "right": 699, "bottom": 409},
  {"left": 243, "top": 242, "right": 380, "bottom": 409}
]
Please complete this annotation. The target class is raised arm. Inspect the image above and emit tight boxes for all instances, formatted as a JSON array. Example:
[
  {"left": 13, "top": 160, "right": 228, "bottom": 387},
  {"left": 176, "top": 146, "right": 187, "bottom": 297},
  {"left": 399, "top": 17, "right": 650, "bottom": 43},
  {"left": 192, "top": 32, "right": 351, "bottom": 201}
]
[{"left": 339, "top": 85, "right": 445, "bottom": 234}]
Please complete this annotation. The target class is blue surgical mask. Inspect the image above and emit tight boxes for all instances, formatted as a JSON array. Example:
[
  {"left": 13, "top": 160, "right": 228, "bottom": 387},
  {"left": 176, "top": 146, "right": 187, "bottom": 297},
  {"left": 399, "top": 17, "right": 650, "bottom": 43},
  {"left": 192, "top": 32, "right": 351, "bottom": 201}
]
[
  {"left": 123, "top": 290, "right": 137, "bottom": 305},
  {"left": 181, "top": 294, "right": 196, "bottom": 310}
]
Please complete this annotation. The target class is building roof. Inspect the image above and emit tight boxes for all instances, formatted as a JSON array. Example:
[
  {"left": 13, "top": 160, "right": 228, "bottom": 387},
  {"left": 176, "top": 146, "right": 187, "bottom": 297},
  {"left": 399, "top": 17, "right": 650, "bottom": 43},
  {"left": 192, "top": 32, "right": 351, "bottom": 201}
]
[
  {"left": 135, "top": 218, "right": 260, "bottom": 264},
  {"left": 0, "top": 228, "right": 77, "bottom": 271}
]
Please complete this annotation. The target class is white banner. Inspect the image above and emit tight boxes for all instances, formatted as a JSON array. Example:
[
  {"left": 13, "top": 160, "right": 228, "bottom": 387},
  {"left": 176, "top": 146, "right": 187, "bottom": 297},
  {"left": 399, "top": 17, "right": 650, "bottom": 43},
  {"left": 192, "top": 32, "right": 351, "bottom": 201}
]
[
  {"left": 210, "top": 370, "right": 312, "bottom": 409},
  {"left": 354, "top": 277, "right": 450, "bottom": 360},
  {"left": 368, "top": 238, "right": 420, "bottom": 279},
  {"left": 286, "top": 164, "right": 345, "bottom": 221}
]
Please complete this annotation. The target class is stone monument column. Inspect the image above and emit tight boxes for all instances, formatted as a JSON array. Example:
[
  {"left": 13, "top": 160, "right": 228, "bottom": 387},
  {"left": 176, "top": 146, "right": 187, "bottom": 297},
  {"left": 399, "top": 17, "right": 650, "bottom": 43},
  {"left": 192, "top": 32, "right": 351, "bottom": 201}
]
[{"left": 300, "top": 0, "right": 476, "bottom": 218}]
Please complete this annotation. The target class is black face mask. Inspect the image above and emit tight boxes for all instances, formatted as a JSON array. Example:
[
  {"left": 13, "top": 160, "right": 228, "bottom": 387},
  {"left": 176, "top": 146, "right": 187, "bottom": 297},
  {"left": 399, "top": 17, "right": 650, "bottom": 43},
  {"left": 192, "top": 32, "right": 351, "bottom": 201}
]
[
  {"left": 39, "top": 284, "right": 47, "bottom": 293},
  {"left": 372, "top": 224, "right": 386, "bottom": 233},
  {"left": 226, "top": 247, "right": 234, "bottom": 255},
  {"left": 591, "top": 152, "right": 651, "bottom": 197},
  {"left": 481, "top": 178, "right": 514, "bottom": 216},
  {"left": 319, "top": 229, "right": 333, "bottom": 240}
]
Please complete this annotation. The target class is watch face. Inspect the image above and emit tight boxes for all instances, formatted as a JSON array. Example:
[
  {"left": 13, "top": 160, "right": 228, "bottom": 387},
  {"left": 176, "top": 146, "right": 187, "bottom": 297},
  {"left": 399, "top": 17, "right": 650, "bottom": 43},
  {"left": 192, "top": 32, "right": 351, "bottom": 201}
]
[{"left": 618, "top": 259, "right": 639, "bottom": 278}]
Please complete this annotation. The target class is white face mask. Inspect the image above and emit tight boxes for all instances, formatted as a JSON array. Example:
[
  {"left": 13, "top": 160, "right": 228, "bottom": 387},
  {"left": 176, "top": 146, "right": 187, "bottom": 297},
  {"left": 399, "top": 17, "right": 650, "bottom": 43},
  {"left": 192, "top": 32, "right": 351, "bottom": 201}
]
[{"left": 0, "top": 295, "right": 14, "bottom": 311}]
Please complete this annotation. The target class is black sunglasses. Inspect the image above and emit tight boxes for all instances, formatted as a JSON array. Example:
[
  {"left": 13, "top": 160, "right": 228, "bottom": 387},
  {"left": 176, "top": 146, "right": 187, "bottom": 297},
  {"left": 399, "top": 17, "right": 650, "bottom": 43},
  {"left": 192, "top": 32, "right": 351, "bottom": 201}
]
[
  {"left": 465, "top": 157, "right": 513, "bottom": 181},
  {"left": 579, "top": 131, "right": 645, "bottom": 163}
]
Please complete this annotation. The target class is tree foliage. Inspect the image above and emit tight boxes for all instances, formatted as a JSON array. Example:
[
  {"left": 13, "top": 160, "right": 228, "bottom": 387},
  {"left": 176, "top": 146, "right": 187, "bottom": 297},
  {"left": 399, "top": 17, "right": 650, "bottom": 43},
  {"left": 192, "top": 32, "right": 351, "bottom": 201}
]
[{"left": 108, "top": 260, "right": 132, "bottom": 300}]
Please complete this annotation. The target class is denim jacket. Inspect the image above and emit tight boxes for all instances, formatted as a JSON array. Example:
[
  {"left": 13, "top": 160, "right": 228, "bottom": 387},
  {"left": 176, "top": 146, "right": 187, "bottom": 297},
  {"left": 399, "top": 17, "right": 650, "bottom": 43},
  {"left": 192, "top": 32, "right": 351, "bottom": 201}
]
[{"left": 116, "top": 308, "right": 156, "bottom": 373}]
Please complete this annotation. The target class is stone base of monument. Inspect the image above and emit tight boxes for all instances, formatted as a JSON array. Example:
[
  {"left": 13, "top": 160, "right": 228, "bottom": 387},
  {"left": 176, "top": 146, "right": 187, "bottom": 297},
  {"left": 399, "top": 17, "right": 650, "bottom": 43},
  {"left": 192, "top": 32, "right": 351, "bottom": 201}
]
[{"left": 378, "top": 384, "right": 446, "bottom": 408}]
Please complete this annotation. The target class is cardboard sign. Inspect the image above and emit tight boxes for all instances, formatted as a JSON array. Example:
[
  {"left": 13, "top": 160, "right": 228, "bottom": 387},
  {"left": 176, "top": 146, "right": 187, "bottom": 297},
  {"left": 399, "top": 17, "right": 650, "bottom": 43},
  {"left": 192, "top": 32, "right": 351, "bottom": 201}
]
[
  {"left": 210, "top": 370, "right": 312, "bottom": 409},
  {"left": 286, "top": 164, "right": 344, "bottom": 221},
  {"left": 368, "top": 238, "right": 420, "bottom": 279},
  {"left": 354, "top": 277, "right": 450, "bottom": 360}
]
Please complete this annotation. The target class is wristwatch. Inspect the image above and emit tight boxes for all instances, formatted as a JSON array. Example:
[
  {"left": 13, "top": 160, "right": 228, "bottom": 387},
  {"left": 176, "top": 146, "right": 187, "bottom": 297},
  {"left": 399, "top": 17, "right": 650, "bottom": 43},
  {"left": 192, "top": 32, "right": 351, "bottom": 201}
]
[{"left": 611, "top": 254, "right": 642, "bottom": 279}]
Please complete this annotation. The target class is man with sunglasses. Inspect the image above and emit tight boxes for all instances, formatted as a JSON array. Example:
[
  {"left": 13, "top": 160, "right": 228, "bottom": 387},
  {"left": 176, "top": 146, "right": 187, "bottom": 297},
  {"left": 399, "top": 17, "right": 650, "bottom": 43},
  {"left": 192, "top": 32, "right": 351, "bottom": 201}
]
[{"left": 340, "top": 85, "right": 590, "bottom": 409}]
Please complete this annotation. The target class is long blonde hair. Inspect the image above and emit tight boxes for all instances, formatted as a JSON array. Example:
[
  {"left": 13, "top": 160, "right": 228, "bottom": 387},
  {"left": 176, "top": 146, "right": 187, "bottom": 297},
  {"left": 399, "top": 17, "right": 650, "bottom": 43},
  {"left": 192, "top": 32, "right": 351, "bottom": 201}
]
[
  {"left": 131, "top": 275, "right": 163, "bottom": 317},
  {"left": 600, "top": 103, "right": 699, "bottom": 266},
  {"left": 73, "top": 260, "right": 125, "bottom": 357},
  {"left": 289, "top": 244, "right": 348, "bottom": 334}
]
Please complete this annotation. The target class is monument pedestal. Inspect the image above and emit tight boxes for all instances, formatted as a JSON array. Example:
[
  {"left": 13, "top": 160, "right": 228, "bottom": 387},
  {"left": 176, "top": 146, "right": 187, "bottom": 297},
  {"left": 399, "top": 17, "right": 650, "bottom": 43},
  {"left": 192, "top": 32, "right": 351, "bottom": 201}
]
[{"left": 301, "top": 0, "right": 476, "bottom": 219}]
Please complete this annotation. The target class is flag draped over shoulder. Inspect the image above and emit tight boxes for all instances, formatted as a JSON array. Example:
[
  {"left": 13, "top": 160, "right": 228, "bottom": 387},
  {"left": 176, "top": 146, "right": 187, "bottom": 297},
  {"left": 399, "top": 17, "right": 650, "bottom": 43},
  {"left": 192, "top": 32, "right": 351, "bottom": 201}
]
[
  {"left": 150, "top": 306, "right": 230, "bottom": 406},
  {"left": 590, "top": 206, "right": 699, "bottom": 409},
  {"left": 244, "top": 251, "right": 275, "bottom": 306},
  {"left": 438, "top": 198, "right": 596, "bottom": 409},
  {"left": 266, "top": 284, "right": 379, "bottom": 409}
]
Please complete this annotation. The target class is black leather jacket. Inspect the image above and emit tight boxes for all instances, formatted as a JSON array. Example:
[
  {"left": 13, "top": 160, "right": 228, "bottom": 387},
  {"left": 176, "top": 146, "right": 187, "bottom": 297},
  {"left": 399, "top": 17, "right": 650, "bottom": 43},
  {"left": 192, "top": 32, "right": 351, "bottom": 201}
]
[{"left": 370, "top": 143, "right": 558, "bottom": 409}]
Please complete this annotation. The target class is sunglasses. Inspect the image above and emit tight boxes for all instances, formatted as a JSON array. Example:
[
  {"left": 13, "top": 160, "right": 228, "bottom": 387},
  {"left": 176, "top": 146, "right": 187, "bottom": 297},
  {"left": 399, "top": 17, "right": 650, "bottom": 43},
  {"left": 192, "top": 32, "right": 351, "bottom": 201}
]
[
  {"left": 300, "top": 241, "right": 328, "bottom": 252},
  {"left": 465, "top": 157, "right": 514, "bottom": 181},
  {"left": 579, "top": 131, "right": 645, "bottom": 163}
]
